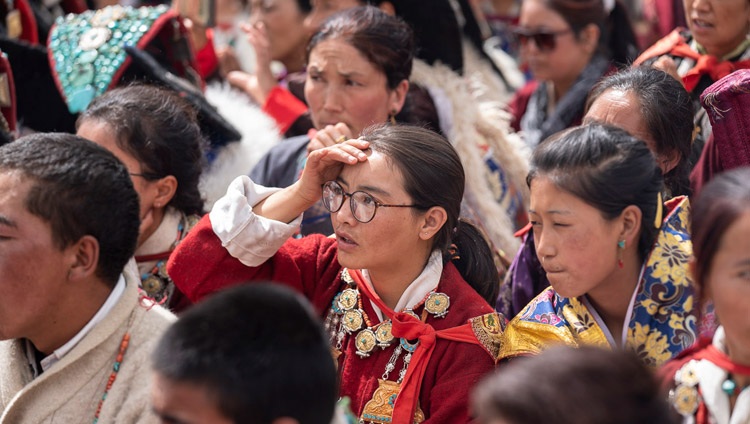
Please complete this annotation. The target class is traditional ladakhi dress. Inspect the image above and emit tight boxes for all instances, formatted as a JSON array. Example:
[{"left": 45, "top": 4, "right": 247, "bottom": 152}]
[
  {"left": 498, "top": 196, "right": 698, "bottom": 367},
  {"left": 134, "top": 207, "right": 201, "bottom": 313},
  {"left": 0, "top": 274, "right": 175, "bottom": 423},
  {"left": 167, "top": 176, "right": 504, "bottom": 424},
  {"left": 661, "top": 327, "right": 750, "bottom": 424}
]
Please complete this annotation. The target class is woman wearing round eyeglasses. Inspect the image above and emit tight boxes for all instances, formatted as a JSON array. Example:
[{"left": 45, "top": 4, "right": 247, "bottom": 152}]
[
  {"left": 167, "top": 124, "right": 502, "bottom": 423},
  {"left": 508, "top": 0, "right": 637, "bottom": 147}
]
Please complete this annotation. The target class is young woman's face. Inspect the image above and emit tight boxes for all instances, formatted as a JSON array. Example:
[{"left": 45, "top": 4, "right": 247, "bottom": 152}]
[
  {"left": 305, "top": 38, "right": 404, "bottom": 137},
  {"left": 77, "top": 119, "right": 161, "bottom": 246},
  {"left": 684, "top": 0, "right": 750, "bottom": 58},
  {"left": 331, "top": 150, "right": 426, "bottom": 273},
  {"left": 529, "top": 176, "right": 622, "bottom": 299},
  {"left": 249, "top": 0, "right": 310, "bottom": 65},
  {"left": 517, "top": 0, "right": 594, "bottom": 86},
  {"left": 704, "top": 211, "right": 750, "bottom": 360}
]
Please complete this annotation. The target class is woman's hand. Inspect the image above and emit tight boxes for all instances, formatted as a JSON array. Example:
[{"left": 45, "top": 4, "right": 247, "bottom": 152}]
[
  {"left": 253, "top": 139, "right": 370, "bottom": 223},
  {"left": 652, "top": 57, "right": 681, "bottom": 83},
  {"left": 297, "top": 138, "right": 370, "bottom": 202},
  {"left": 307, "top": 123, "right": 354, "bottom": 154},
  {"left": 227, "top": 21, "right": 276, "bottom": 105},
  {"left": 217, "top": 46, "right": 243, "bottom": 77}
]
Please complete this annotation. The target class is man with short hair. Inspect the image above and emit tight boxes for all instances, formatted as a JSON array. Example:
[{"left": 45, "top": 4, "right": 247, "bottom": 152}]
[
  {"left": 0, "top": 133, "right": 174, "bottom": 423},
  {"left": 151, "top": 283, "right": 338, "bottom": 424}
]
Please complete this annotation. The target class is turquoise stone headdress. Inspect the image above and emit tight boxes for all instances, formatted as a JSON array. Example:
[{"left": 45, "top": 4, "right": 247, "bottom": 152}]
[{"left": 48, "top": 4, "right": 173, "bottom": 114}]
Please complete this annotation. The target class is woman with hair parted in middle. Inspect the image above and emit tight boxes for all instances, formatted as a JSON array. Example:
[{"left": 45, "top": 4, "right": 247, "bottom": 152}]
[
  {"left": 498, "top": 124, "right": 698, "bottom": 368},
  {"left": 660, "top": 167, "right": 750, "bottom": 424},
  {"left": 168, "top": 124, "right": 504, "bottom": 423},
  {"left": 77, "top": 84, "right": 206, "bottom": 313},
  {"left": 497, "top": 66, "right": 696, "bottom": 320}
]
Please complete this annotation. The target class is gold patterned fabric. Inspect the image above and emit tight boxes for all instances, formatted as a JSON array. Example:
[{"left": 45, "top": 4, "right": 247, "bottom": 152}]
[{"left": 499, "top": 197, "right": 696, "bottom": 367}]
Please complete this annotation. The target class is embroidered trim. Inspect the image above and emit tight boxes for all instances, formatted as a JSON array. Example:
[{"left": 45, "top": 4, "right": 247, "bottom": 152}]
[{"left": 48, "top": 4, "right": 170, "bottom": 113}]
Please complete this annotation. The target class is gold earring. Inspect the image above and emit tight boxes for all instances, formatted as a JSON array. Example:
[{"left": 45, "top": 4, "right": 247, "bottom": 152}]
[{"left": 389, "top": 110, "right": 397, "bottom": 125}]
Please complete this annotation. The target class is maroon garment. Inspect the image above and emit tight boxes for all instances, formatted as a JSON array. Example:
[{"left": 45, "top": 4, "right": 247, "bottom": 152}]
[
  {"left": 692, "top": 69, "right": 750, "bottom": 195},
  {"left": 508, "top": 80, "right": 539, "bottom": 132},
  {"left": 167, "top": 215, "right": 498, "bottom": 423}
]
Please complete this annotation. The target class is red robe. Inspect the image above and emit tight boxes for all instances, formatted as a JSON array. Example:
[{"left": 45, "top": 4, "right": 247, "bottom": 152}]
[{"left": 168, "top": 215, "right": 500, "bottom": 423}]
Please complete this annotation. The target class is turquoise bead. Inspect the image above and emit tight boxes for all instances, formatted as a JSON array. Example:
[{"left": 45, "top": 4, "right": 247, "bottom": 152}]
[{"left": 722, "top": 378, "right": 736, "bottom": 396}]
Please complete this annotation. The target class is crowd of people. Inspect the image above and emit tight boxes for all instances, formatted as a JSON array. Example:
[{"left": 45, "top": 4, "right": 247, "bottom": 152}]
[{"left": 0, "top": 0, "right": 749, "bottom": 423}]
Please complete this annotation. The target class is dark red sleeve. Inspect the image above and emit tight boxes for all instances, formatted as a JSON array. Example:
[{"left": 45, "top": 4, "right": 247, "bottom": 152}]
[
  {"left": 166, "top": 214, "right": 343, "bottom": 313},
  {"left": 194, "top": 29, "right": 219, "bottom": 79},
  {"left": 690, "top": 133, "right": 721, "bottom": 197},
  {"left": 263, "top": 86, "right": 309, "bottom": 134},
  {"left": 507, "top": 81, "right": 537, "bottom": 132},
  {"left": 422, "top": 342, "right": 495, "bottom": 423}
]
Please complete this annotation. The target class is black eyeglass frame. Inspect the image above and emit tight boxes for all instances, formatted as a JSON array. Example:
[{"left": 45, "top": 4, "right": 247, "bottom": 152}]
[{"left": 321, "top": 180, "right": 426, "bottom": 223}]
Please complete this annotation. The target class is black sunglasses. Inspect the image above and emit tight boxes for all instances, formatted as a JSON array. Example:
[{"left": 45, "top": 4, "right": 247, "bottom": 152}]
[{"left": 512, "top": 27, "right": 573, "bottom": 52}]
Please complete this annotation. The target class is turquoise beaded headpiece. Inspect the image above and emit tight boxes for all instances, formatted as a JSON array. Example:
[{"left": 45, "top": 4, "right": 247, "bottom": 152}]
[{"left": 48, "top": 4, "right": 173, "bottom": 114}]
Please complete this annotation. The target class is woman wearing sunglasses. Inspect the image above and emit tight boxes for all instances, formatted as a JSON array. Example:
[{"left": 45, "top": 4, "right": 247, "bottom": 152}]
[
  {"left": 508, "top": 0, "right": 637, "bottom": 147},
  {"left": 167, "top": 124, "right": 502, "bottom": 423}
]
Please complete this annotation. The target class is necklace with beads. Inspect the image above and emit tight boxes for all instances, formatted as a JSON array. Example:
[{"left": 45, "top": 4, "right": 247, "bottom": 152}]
[
  {"left": 135, "top": 213, "right": 199, "bottom": 305},
  {"left": 325, "top": 269, "right": 450, "bottom": 359}
]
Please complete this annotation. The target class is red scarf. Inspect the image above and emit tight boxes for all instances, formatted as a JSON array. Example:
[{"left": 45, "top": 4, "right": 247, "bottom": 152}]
[
  {"left": 350, "top": 269, "right": 481, "bottom": 423},
  {"left": 670, "top": 44, "right": 750, "bottom": 92},
  {"left": 634, "top": 29, "right": 750, "bottom": 92},
  {"left": 692, "top": 344, "right": 750, "bottom": 424}
]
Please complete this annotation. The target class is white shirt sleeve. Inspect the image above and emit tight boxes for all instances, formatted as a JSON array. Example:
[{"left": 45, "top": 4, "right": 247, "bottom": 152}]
[{"left": 209, "top": 175, "right": 302, "bottom": 267}]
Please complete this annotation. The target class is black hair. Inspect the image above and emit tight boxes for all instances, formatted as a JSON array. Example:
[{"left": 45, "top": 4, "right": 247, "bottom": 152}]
[
  {"left": 77, "top": 84, "right": 206, "bottom": 216},
  {"left": 307, "top": 6, "right": 414, "bottom": 90},
  {"left": 0, "top": 133, "right": 139, "bottom": 286},
  {"left": 528, "top": 124, "right": 664, "bottom": 260},
  {"left": 473, "top": 345, "right": 677, "bottom": 424},
  {"left": 362, "top": 124, "right": 499, "bottom": 304},
  {"left": 295, "top": 0, "right": 312, "bottom": 13},
  {"left": 538, "top": 0, "right": 638, "bottom": 66},
  {"left": 153, "top": 283, "right": 337, "bottom": 424},
  {"left": 691, "top": 167, "right": 750, "bottom": 304},
  {"left": 587, "top": 66, "right": 693, "bottom": 197}
]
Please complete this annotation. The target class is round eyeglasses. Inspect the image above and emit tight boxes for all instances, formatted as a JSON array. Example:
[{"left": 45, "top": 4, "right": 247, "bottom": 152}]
[{"left": 321, "top": 180, "right": 425, "bottom": 223}]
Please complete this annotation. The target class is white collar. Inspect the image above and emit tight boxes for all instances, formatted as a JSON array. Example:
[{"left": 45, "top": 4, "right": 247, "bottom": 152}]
[
  {"left": 26, "top": 276, "right": 127, "bottom": 376},
  {"left": 360, "top": 250, "right": 443, "bottom": 322}
]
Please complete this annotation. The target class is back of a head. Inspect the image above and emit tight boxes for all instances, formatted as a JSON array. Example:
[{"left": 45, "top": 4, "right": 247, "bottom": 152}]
[
  {"left": 587, "top": 66, "right": 693, "bottom": 196},
  {"left": 0, "top": 133, "right": 139, "bottom": 285},
  {"left": 307, "top": 6, "right": 414, "bottom": 90},
  {"left": 529, "top": 124, "right": 664, "bottom": 259},
  {"left": 473, "top": 346, "right": 676, "bottom": 424},
  {"left": 78, "top": 84, "right": 206, "bottom": 216},
  {"left": 153, "top": 284, "right": 337, "bottom": 424}
]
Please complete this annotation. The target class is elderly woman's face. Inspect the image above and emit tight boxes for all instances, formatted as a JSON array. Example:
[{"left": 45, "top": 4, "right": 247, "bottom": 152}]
[
  {"left": 305, "top": 38, "right": 403, "bottom": 137},
  {"left": 584, "top": 89, "right": 677, "bottom": 174},
  {"left": 684, "top": 0, "right": 750, "bottom": 58}
]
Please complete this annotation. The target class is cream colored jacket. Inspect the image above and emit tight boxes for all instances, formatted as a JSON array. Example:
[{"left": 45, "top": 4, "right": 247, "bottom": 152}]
[{"left": 0, "top": 273, "right": 175, "bottom": 423}]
